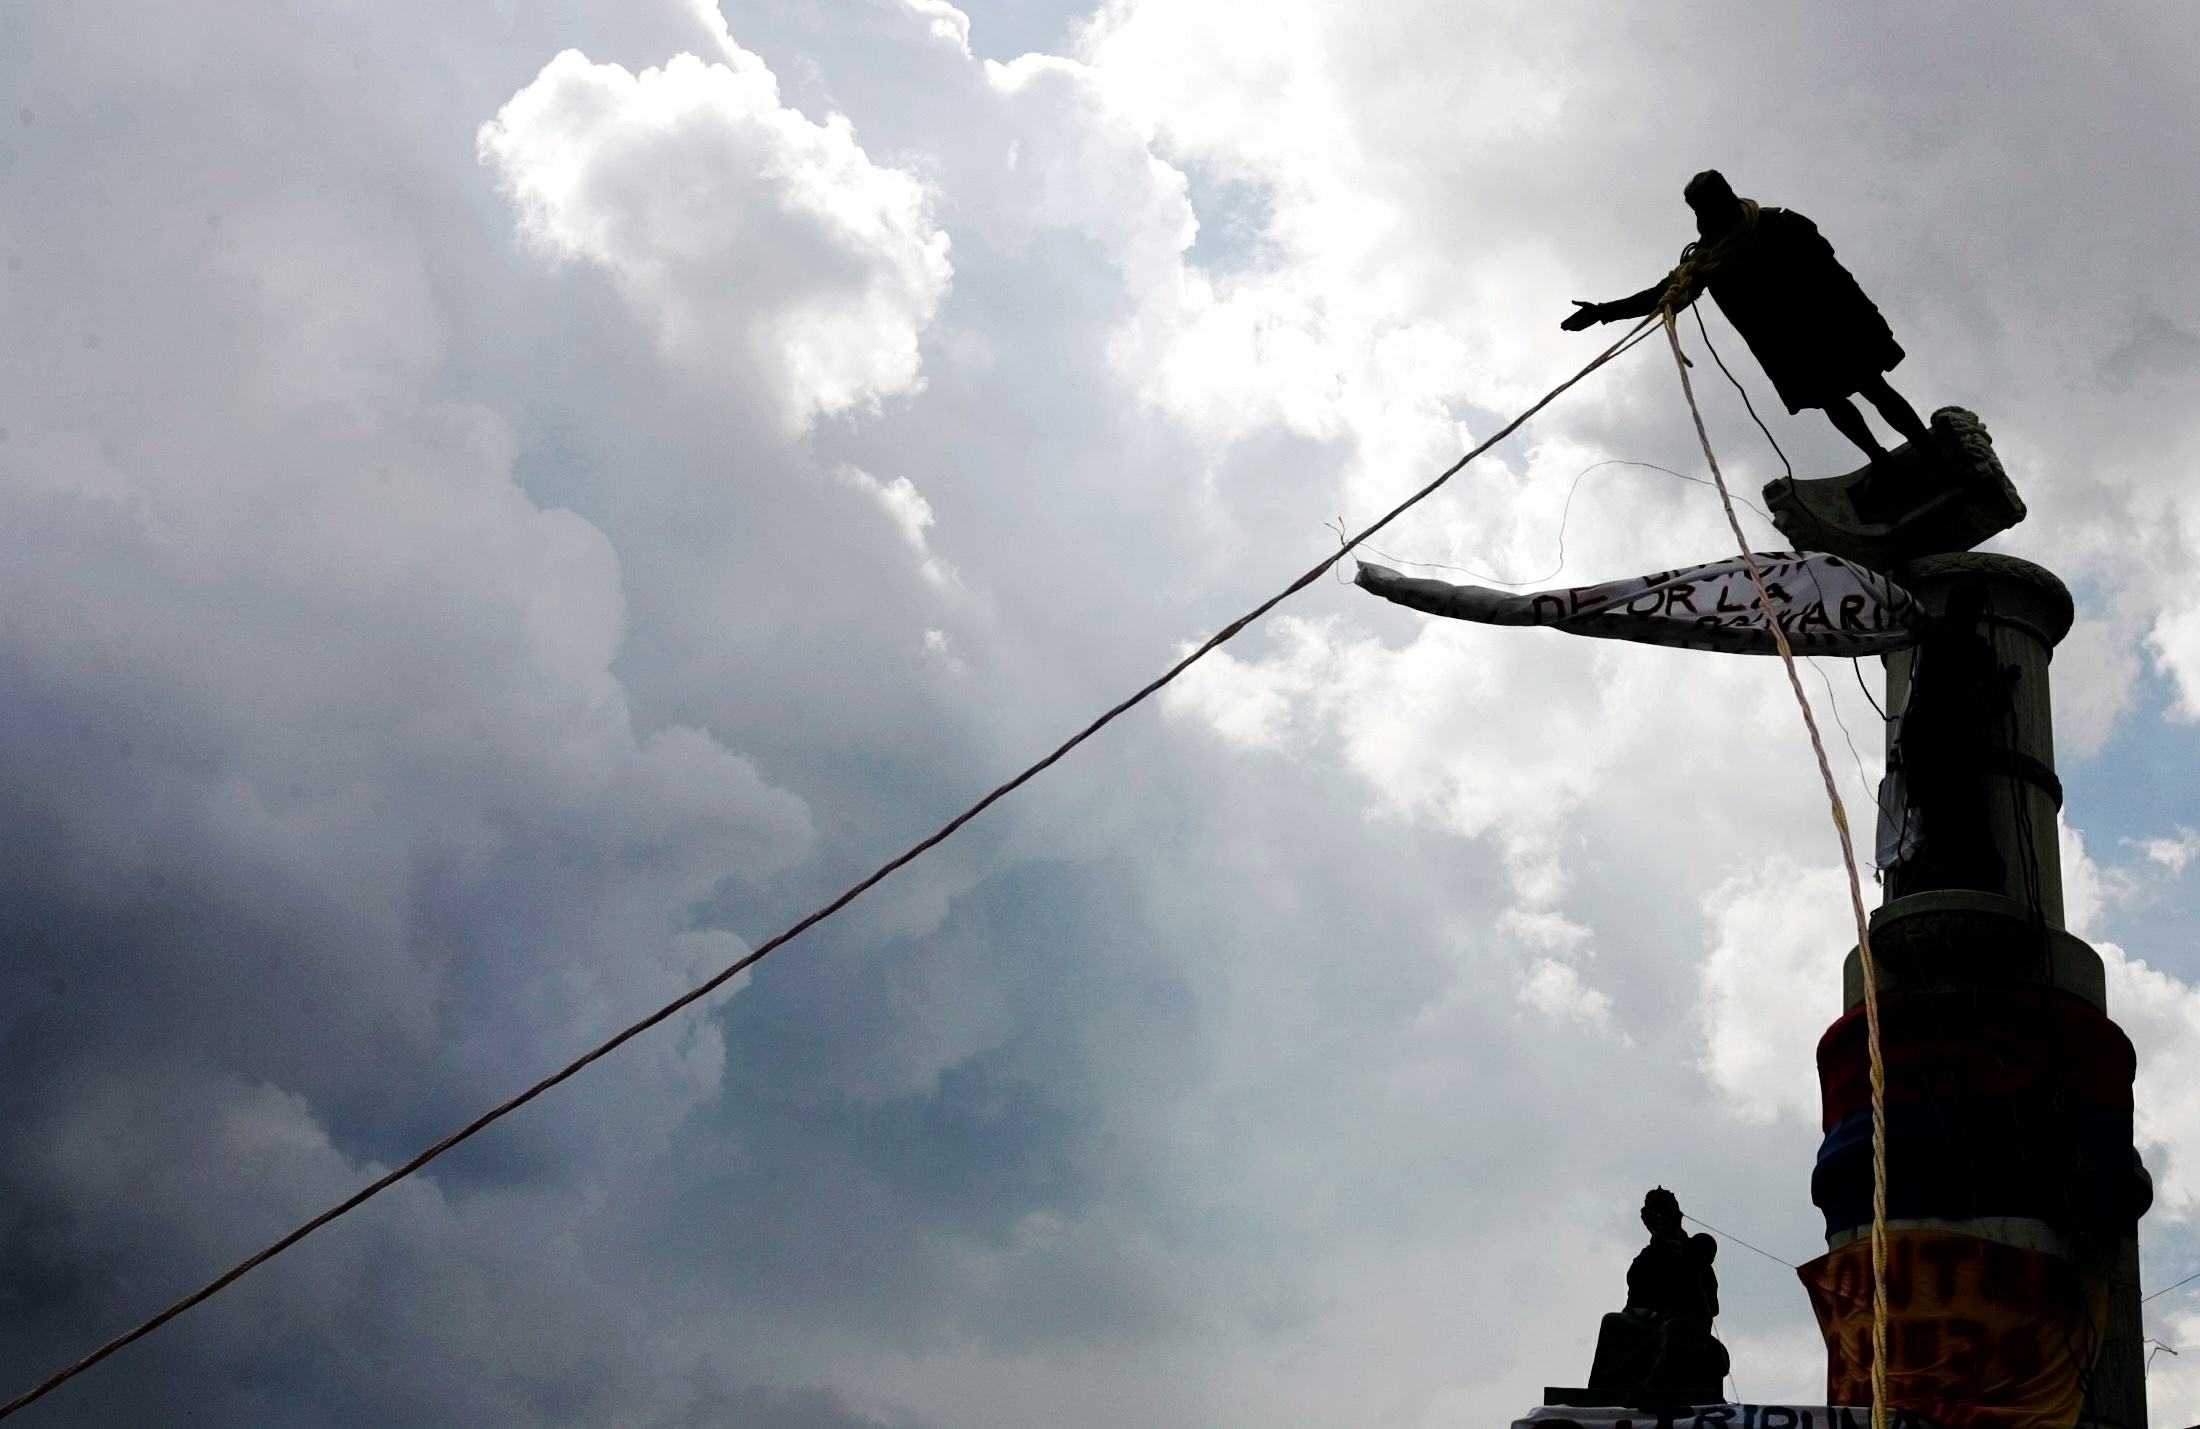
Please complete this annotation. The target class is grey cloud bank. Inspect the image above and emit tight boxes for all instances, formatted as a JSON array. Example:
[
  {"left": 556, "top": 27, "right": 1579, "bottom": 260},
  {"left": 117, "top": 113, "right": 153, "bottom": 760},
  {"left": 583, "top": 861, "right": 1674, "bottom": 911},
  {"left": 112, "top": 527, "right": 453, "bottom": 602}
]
[{"left": 2, "top": 2, "right": 2200, "bottom": 1427}]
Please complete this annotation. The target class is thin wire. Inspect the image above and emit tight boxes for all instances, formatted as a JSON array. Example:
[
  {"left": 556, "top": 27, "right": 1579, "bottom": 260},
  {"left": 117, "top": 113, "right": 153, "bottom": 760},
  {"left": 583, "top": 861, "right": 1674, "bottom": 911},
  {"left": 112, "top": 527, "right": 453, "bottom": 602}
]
[
  {"left": 2144, "top": 1268, "right": 2200, "bottom": 1304},
  {"left": 1662, "top": 313, "right": 1890, "bottom": 1429},
  {"left": 1853, "top": 659, "right": 1888, "bottom": 722},
  {"left": 1692, "top": 297, "right": 1856, "bottom": 569},
  {"left": 1682, "top": 1212, "right": 1798, "bottom": 1271},
  {"left": 1670, "top": 1209, "right": 1733, "bottom": 1407},
  {"left": 1352, "top": 462, "right": 1598, "bottom": 586},
  {"left": 0, "top": 323, "right": 1669, "bottom": 1426},
  {"left": 1694, "top": 303, "right": 1794, "bottom": 482},
  {"left": 1813, "top": 659, "right": 1875, "bottom": 814},
  {"left": 1701, "top": 295, "right": 1892, "bottom": 777},
  {"left": 1347, "top": 459, "right": 1780, "bottom": 590}
]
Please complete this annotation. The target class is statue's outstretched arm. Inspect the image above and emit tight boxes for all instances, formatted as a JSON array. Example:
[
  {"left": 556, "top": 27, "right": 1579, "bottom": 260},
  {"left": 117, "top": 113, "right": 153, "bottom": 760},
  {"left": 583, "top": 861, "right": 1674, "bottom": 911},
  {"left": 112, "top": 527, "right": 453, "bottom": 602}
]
[{"left": 1560, "top": 276, "right": 1670, "bottom": 331}]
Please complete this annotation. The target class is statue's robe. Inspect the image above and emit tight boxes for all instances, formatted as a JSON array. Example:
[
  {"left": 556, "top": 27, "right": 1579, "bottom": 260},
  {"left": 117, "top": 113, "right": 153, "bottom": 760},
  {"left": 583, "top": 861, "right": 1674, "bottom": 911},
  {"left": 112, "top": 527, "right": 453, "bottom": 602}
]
[
  {"left": 1587, "top": 1230, "right": 1729, "bottom": 1392},
  {"left": 1611, "top": 209, "right": 1906, "bottom": 414}
]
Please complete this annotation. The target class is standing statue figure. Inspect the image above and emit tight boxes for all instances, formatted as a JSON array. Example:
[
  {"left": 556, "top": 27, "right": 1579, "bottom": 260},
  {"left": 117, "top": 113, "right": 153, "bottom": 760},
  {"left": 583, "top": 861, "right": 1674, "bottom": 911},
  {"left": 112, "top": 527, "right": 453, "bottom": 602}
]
[
  {"left": 1561, "top": 170, "right": 1932, "bottom": 471},
  {"left": 1586, "top": 1188, "right": 1730, "bottom": 1397}
]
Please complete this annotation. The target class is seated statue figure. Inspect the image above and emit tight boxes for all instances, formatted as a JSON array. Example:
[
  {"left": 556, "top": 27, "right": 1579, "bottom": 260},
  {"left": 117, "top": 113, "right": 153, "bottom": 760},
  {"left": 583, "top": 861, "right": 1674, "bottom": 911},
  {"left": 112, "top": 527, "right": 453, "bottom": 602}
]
[{"left": 1586, "top": 1188, "right": 1731, "bottom": 1396}]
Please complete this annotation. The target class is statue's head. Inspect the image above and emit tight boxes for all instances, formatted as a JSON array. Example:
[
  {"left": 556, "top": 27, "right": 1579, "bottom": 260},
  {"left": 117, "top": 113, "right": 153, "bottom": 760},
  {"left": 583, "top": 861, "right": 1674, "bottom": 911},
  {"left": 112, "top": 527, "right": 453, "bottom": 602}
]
[
  {"left": 1683, "top": 170, "right": 1744, "bottom": 239},
  {"left": 1642, "top": 1186, "right": 1683, "bottom": 1234}
]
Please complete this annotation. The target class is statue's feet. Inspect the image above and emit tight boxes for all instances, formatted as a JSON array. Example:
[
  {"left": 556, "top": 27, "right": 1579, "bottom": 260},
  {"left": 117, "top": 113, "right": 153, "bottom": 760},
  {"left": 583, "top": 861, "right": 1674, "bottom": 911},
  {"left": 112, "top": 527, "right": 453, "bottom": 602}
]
[
  {"left": 1848, "top": 445, "right": 1962, "bottom": 525},
  {"left": 1762, "top": 407, "right": 2024, "bottom": 571},
  {"left": 1846, "top": 456, "right": 1904, "bottom": 525}
]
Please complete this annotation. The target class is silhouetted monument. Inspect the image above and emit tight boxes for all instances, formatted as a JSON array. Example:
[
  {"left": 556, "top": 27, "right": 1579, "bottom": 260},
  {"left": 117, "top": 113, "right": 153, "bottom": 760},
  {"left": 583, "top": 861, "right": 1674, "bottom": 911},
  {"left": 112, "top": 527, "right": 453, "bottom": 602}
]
[
  {"left": 1545, "top": 1189, "right": 1729, "bottom": 1407},
  {"left": 1496, "top": 178, "right": 2155, "bottom": 1429},
  {"left": 1565, "top": 172, "right": 2032, "bottom": 571},
  {"left": 1561, "top": 170, "right": 1929, "bottom": 469}
]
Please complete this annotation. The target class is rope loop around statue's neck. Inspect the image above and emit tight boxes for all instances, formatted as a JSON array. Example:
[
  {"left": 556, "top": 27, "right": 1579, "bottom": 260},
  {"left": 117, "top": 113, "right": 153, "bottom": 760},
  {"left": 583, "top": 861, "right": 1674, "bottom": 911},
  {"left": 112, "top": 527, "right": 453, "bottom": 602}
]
[{"left": 1656, "top": 198, "right": 1761, "bottom": 318}]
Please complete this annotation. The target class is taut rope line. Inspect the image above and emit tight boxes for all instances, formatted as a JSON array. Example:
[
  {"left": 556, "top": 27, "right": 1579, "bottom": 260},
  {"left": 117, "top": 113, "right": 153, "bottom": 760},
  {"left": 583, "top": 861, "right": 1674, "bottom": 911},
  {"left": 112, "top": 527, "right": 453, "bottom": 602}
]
[
  {"left": 1661, "top": 311, "right": 1891, "bottom": 1429},
  {"left": 0, "top": 320, "right": 1661, "bottom": 1421}
]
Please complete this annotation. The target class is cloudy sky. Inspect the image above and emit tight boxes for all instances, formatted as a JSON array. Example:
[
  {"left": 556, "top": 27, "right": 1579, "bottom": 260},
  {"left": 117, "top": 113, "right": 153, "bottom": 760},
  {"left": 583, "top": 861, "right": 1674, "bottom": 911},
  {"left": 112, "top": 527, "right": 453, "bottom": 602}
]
[{"left": 4, "top": 1, "right": 2200, "bottom": 1425}]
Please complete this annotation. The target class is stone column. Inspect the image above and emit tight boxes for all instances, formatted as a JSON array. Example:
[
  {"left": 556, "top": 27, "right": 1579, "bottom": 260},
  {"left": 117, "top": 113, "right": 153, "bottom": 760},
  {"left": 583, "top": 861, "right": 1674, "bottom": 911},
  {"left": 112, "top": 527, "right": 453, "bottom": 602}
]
[{"left": 1811, "top": 554, "right": 2147, "bottom": 1429}]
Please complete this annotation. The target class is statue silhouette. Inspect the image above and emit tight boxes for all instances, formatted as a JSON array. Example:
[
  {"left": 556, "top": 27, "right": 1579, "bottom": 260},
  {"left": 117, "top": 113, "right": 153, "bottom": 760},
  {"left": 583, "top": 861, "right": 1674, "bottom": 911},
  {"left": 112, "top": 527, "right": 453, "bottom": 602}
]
[
  {"left": 1586, "top": 1188, "right": 1731, "bottom": 1397},
  {"left": 1563, "top": 170, "right": 1931, "bottom": 467}
]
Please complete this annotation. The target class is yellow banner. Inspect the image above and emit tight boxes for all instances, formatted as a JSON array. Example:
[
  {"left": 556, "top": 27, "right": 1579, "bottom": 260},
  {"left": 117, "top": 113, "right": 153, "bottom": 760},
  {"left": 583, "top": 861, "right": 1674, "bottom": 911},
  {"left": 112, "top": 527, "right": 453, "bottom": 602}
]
[{"left": 1797, "top": 1232, "right": 2103, "bottom": 1429}]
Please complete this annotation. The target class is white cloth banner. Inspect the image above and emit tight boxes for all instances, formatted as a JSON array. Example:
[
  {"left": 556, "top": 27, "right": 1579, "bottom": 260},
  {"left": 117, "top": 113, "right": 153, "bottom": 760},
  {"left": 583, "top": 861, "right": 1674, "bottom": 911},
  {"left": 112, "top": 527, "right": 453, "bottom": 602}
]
[
  {"left": 1355, "top": 552, "right": 1924, "bottom": 657},
  {"left": 1513, "top": 1406, "right": 1932, "bottom": 1429}
]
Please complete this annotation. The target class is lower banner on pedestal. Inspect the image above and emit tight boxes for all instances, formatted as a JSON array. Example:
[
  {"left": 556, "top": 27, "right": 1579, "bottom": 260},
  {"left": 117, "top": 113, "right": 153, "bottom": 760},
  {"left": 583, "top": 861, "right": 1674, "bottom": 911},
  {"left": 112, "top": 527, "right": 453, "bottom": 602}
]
[
  {"left": 1797, "top": 1232, "right": 2103, "bottom": 1429},
  {"left": 1511, "top": 1405, "right": 1925, "bottom": 1429}
]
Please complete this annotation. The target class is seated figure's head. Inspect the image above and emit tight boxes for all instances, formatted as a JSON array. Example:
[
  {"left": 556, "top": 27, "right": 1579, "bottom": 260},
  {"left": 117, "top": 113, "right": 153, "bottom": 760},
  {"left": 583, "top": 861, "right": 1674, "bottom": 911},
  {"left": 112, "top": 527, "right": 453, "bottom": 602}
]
[
  {"left": 1684, "top": 170, "right": 1745, "bottom": 240},
  {"left": 1642, "top": 1186, "right": 1683, "bottom": 1235}
]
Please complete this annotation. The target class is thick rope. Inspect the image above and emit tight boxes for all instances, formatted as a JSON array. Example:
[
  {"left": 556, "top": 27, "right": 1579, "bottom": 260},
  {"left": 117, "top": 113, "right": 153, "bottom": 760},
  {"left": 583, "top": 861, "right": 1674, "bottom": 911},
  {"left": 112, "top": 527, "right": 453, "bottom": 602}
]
[
  {"left": 0, "top": 320, "right": 1662, "bottom": 1422},
  {"left": 1656, "top": 199, "right": 1762, "bottom": 316},
  {"left": 1661, "top": 314, "right": 1890, "bottom": 1429}
]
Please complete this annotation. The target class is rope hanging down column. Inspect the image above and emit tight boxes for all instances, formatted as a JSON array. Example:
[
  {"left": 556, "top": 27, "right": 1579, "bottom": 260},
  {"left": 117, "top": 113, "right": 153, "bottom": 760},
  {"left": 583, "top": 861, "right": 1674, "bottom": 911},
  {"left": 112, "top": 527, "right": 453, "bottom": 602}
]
[
  {"left": 1660, "top": 311, "right": 1892, "bottom": 1429},
  {"left": 0, "top": 323, "right": 1663, "bottom": 1420}
]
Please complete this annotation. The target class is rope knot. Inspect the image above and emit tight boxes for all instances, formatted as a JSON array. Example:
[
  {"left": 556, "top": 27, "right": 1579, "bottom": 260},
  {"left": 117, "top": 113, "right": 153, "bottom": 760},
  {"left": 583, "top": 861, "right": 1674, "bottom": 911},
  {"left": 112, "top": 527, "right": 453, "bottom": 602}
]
[{"left": 1656, "top": 198, "right": 1761, "bottom": 318}]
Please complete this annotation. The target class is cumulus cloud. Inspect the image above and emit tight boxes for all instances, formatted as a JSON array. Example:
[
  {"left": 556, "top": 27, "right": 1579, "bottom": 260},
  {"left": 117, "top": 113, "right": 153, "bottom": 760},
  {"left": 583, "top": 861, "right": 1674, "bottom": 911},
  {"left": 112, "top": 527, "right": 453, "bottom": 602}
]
[
  {"left": 838, "top": 464, "right": 957, "bottom": 587},
  {"left": 2109, "top": 946, "right": 2200, "bottom": 1219},
  {"left": 1520, "top": 955, "right": 1617, "bottom": 1032},
  {"left": 1161, "top": 615, "right": 1338, "bottom": 751},
  {"left": 1695, "top": 860, "right": 1855, "bottom": 1125},
  {"left": 901, "top": 0, "right": 973, "bottom": 57},
  {"left": 481, "top": 33, "right": 952, "bottom": 431},
  {"left": 2148, "top": 605, "right": 2200, "bottom": 723},
  {"left": 985, "top": 22, "right": 1480, "bottom": 514},
  {"left": 2140, "top": 828, "right": 2200, "bottom": 875}
]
